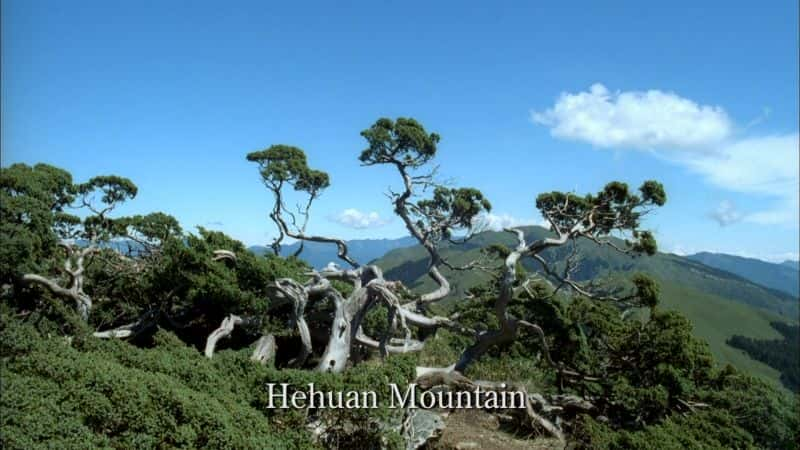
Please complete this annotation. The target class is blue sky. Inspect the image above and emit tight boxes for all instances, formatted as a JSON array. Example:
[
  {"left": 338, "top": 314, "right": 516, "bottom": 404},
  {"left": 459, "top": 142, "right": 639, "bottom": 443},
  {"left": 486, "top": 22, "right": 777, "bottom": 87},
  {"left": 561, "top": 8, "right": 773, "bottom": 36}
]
[{"left": 2, "top": 1, "right": 798, "bottom": 261}]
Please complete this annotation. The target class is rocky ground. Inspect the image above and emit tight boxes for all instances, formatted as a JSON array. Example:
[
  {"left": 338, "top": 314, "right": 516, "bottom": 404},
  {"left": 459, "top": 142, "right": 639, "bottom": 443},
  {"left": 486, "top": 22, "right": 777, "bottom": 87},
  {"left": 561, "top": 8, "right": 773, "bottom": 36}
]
[{"left": 432, "top": 409, "right": 563, "bottom": 450}]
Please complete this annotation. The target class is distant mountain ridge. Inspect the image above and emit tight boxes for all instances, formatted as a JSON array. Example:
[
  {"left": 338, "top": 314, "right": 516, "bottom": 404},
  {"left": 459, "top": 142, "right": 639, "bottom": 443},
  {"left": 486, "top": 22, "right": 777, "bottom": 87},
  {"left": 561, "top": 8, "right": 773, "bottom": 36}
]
[
  {"left": 687, "top": 252, "right": 799, "bottom": 298},
  {"left": 781, "top": 260, "right": 800, "bottom": 270},
  {"left": 248, "top": 236, "right": 417, "bottom": 268},
  {"left": 240, "top": 228, "right": 797, "bottom": 387},
  {"left": 370, "top": 225, "right": 798, "bottom": 388}
]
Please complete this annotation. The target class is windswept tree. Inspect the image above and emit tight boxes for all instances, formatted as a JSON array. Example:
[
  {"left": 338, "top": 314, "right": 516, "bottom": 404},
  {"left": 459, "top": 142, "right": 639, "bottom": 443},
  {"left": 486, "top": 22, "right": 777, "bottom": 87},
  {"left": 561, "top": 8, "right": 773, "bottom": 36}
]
[
  {"left": 5, "top": 124, "right": 797, "bottom": 449},
  {"left": 2, "top": 167, "right": 189, "bottom": 337},
  {"left": 1, "top": 163, "right": 76, "bottom": 286},
  {"left": 238, "top": 117, "right": 666, "bottom": 384},
  {"left": 243, "top": 119, "right": 492, "bottom": 372},
  {"left": 16, "top": 174, "right": 137, "bottom": 321}
]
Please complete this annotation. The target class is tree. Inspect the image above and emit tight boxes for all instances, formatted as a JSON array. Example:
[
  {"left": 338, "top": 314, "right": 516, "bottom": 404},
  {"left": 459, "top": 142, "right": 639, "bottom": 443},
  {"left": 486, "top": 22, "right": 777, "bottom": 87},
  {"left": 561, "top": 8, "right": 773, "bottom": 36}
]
[
  {"left": 243, "top": 118, "right": 493, "bottom": 374},
  {"left": 241, "top": 117, "right": 661, "bottom": 375},
  {"left": 234, "top": 117, "right": 675, "bottom": 441},
  {"left": 5, "top": 169, "right": 137, "bottom": 322},
  {"left": 0, "top": 163, "right": 75, "bottom": 286},
  {"left": 3, "top": 121, "right": 797, "bottom": 448},
  {"left": 420, "top": 180, "right": 665, "bottom": 375}
]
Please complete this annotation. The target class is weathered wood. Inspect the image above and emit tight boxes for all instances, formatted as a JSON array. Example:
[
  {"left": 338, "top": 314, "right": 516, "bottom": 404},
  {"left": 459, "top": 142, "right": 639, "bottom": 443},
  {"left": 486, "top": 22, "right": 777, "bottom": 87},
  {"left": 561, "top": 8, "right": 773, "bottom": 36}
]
[{"left": 250, "top": 335, "right": 277, "bottom": 365}]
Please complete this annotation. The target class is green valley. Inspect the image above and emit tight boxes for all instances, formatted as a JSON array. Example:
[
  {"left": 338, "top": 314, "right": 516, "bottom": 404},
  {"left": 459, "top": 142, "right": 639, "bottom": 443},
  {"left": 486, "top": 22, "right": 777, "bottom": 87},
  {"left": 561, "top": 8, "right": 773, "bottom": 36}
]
[{"left": 375, "top": 226, "right": 798, "bottom": 389}]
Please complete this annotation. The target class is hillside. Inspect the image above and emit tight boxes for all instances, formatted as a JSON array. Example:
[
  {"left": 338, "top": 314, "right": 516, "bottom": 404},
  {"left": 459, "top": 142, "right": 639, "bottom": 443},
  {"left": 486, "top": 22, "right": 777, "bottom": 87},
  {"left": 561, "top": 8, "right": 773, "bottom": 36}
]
[
  {"left": 782, "top": 260, "right": 800, "bottom": 270},
  {"left": 249, "top": 236, "right": 417, "bottom": 269},
  {"left": 374, "top": 226, "right": 798, "bottom": 388},
  {"left": 688, "top": 252, "right": 799, "bottom": 297}
]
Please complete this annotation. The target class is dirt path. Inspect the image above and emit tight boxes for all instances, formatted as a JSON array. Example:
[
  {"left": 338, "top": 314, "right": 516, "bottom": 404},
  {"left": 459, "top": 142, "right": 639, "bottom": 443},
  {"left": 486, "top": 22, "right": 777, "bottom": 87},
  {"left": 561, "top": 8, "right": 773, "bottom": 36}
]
[{"left": 432, "top": 409, "right": 564, "bottom": 450}]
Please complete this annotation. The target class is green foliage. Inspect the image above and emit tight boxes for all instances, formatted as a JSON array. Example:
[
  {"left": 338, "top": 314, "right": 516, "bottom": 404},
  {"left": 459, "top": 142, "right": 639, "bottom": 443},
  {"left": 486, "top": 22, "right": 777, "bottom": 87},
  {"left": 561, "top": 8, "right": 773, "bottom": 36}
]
[
  {"left": 246, "top": 144, "right": 330, "bottom": 196},
  {"left": 631, "top": 273, "right": 659, "bottom": 308},
  {"left": 572, "top": 366, "right": 800, "bottom": 449},
  {"left": 357, "top": 117, "right": 491, "bottom": 245},
  {"left": 1, "top": 311, "right": 418, "bottom": 449},
  {"left": 728, "top": 322, "right": 799, "bottom": 392},
  {"left": 118, "top": 212, "right": 183, "bottom": 245},
  {"left": 4, "top": 154, "right": 796, "bottom": 449},
  {"left": 250, "top": 355, "right": 416, "bottom": 450},
  {"left": 697, "top": 367, "right": 799, "bottom": 449},
  {"left": 0, "top": 163, "right": 75, "bottom": 283},
  {"left": 536, "top": 180, "right": 665, "bottom": 255},
  {"left": 375, "top": 224, "right": 798, "bottom": 373},
  {"left": 442, "top": 256, "right": 796, "bottom": 448},
  {"left": 0, "top": 314, "right": 309, "bottom": 449},
  {"left": 639, "top": 180, "right": 667, "bottom": 206},
  {"left": 630, "top": 230, "right": 657, "bottom": 256},
  {"left": 361, "top": 304, "right": 390, "bottom": 339},
  {"left": 75, "top": 175, "right": 138, "bottom": 206},
  {"left": 89, "top": 226, "right": 310, "bottom": 347},
  {"left": 74, "top": 175, "right": 138, "bottom": 241},
  {"left": 415, "top": 186, "right": 492, "bottom": 239},
  {"left": 571, "top": 409, "right": 756, "bottom": 449},
  {"left": 359, "top": 117, "right": 440, "bottom": 167}
]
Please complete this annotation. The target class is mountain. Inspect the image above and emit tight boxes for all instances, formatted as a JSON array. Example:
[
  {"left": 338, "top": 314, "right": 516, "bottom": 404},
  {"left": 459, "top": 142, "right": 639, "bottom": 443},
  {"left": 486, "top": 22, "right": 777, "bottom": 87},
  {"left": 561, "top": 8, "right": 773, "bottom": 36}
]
[
  {"left": 373, "top": 226, "right": 798, "bottom": 389},
  {"left": 249, "top": 236, "right": 417, "bottom": 269},
  {"left": 687, "top": 252, "right": 799, "bottom": 298},
  {"left": 781, "top": 260, "right": 800, "bottom": 270}
]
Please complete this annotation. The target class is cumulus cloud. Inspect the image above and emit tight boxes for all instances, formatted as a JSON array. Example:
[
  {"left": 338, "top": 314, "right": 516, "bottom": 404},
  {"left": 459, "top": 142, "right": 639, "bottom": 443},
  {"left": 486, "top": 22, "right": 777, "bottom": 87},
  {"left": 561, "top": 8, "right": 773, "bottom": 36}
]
[
  {"left": 531, "top": 83, "right": 732, "bottom": 152},
  {"left": 532, "top": 84, "right": 799, "bottom": 227},
  {"left": 683, "top": 134, "right": 799, "bottom": 226},
  {"left": 329, "top": 208, "right": 391, "bottom": 229},
  {"left": 474, "top": 213, "right": 527, "bottom": 231},
  {"left": 473, "top": 213, "right": 549, "bottom": 231},
  {"left": 680, "top": 134, "right": 798, "bottom": 196},
  {"left": 709, "top": 200, "right": 742, "bottom": 227}
]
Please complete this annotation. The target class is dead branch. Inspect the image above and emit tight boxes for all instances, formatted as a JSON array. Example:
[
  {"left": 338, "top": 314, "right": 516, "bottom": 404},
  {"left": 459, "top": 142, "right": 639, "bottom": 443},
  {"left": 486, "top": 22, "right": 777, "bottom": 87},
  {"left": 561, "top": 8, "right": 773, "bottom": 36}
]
[{"left": 204, "top": 314, "right": 243, "bottom": 358}]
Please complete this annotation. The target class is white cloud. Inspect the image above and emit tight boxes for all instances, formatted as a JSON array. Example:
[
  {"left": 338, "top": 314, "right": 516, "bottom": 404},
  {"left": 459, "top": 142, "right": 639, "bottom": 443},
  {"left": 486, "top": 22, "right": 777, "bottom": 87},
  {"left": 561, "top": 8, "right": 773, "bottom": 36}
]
[
  {"left": 709, "top": 200, "right": 742, "bottom": 227},
  {"left": 532, "top": 84, "right": 799, "bottom": 227},
  {"left": 475, "top": 213, "right": 527, "bottom": 230},
  {"left": 744, "top": 209, "right": 797, "bottom": 226},
  {"left": 685, "top": 134, "right": 799, "bottom": 226},
  {"left": 329, "top": 208, "right": 391, "bottom": 229},
  {"left": 681, "top": 134, "right": 798, "bottom": 197},
  {"left": 473, "top": 213, "right": 549, "bottom": 231},
  {"left": 531, "top": 83, "right": 732, "bottom": 152}
]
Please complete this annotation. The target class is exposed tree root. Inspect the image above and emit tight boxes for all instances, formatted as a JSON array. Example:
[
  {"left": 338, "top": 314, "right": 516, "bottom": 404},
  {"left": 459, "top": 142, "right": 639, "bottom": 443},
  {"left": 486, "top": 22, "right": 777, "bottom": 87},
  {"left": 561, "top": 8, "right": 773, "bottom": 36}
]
[{"left": 205, "top": 314, "right": 243, "bottom": 358}]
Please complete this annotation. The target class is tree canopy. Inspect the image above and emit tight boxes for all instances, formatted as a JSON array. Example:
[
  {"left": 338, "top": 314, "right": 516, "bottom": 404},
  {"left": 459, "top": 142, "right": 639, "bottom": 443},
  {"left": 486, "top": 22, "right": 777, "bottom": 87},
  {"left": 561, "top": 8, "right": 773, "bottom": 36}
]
[{"left": 1, "top": 118, "right": 797, "bottom": 449}]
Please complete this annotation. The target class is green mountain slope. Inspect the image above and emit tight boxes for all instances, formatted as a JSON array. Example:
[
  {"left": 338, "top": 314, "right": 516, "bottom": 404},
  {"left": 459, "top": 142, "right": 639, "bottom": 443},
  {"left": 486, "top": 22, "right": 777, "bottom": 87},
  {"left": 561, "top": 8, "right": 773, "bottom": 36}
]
[
  {"left": 374, "top": 226, "right": 798, "bottom": 387},
  {"left": 688, "top": 252, "right": 799, "bottom": 297}
]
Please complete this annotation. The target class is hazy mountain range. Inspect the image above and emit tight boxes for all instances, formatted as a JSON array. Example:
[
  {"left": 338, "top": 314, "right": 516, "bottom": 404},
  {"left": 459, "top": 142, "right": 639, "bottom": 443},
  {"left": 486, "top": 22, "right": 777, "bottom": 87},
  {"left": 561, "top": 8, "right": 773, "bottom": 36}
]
[
  {"left": 687, "top": 252, "right": 799, "bottom": 298},
  {"left": 249, "top": 233, "right": 799, "bottom": 299},
  {"left": 368, "top": 226, "right": 798, "bottom": 389},
  {"left": 781, "top": 260, "right": 800, "bottom": 270},
  {"left": 245, "top": 227, "right": 798, "bottom": 389},
  {"left": 248, "top": 236, "right": 418, "bottom": 268}
]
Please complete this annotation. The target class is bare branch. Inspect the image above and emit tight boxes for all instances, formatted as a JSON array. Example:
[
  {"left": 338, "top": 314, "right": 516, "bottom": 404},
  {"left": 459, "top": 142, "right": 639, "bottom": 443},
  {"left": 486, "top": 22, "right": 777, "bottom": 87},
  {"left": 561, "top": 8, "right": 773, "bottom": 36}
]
[
  {"left": 204, "top": 314, "right": 243, "bottom": 358},
  {"left": 212, "top": 249, "right": 237, "bottom": 262},
  {"left": 22, "top": 241, "right": 97, "bottom": 321},
  {"left": 93, "top": 309, "right": 159, "bottom": 339}
]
